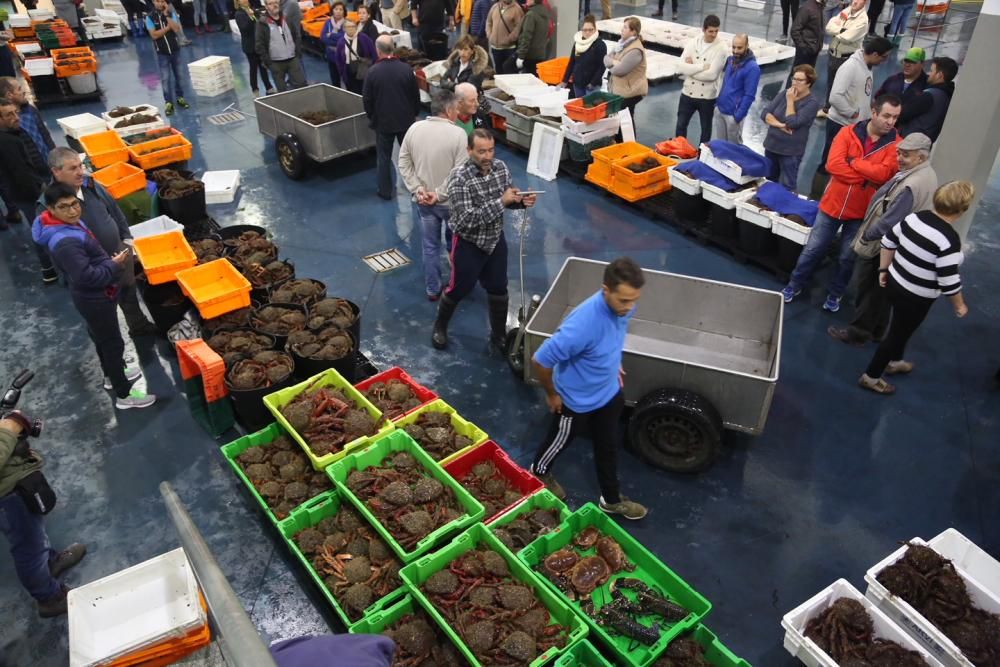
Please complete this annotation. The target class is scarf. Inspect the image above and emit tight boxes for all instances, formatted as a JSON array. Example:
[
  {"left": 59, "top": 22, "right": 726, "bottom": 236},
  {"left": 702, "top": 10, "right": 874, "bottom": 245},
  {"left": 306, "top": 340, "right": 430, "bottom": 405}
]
[
  {"left": 613, "top": 35, "right": 636, "bottom": 54},
  {"left": 574, "top": 30, "right": 598, "bottom": 54}
]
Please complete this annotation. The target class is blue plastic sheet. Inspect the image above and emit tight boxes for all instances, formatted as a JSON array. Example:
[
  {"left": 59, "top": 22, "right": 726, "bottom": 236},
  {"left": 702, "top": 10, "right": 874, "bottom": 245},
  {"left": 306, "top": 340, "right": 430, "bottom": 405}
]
[
  {"left": 755, "top": 181, "right": 819, "bottom": 227},
  {"left": 673, "top": 161, "right": 743, "bottom": 192},
  {"left": 705, "top": 140, "right": 772, "bottom": 178}
]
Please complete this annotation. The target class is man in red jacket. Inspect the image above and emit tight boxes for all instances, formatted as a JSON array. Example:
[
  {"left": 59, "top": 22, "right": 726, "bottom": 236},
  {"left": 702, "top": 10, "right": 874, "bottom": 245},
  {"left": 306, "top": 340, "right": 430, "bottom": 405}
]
[{"left": 782, "top": 93, "right": 903, "bottom": 312}]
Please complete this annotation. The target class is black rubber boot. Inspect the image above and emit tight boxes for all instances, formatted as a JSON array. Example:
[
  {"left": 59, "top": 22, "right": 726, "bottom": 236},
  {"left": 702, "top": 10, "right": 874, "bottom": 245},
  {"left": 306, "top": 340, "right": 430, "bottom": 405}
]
[
  {"left": 432, "top": 295, "right": 458, "bottom": 350},
  {"left": 487, "top": 293, "right": 509, "bottom": 352}
]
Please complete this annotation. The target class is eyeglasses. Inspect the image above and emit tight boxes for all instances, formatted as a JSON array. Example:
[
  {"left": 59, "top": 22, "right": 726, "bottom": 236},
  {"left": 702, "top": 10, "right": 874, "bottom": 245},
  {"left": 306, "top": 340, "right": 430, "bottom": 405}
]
[
  {"left": 791, "top": 77, "right": 808, "bottom": 83},
  {"left": 581, "top": 27, "right": 596, "bottom": 32},
  {"left": 54, "top": 200, "right": 82, "bottom": 211}
]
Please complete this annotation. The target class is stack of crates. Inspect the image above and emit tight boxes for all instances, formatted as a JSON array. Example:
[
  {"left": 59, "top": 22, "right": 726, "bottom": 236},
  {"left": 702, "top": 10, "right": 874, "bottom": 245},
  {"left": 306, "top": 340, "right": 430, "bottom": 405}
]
[
  {"left": 562, "top": 91, "right": 624, "bottom": 162},
  {"left": 609, "top": 152, "right": 677, "bottom": 202},
  {"left": 176, "top": 340, "right": 234, "bottom": 436},
  {"left": 34, "top": 19, "right": 77, "bottom": 49},
  {"left": 187, "top": 56, "right": 235, "bottom": 97},
  {"left": 51, "top": 46, "right": 97, "bottom": 78}
]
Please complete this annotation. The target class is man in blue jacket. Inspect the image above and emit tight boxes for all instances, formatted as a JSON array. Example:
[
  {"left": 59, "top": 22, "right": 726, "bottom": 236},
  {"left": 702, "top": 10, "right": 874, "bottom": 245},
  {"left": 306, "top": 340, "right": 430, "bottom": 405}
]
[
  {"left": 714, "top": 34, "right": 760, "bottom": 145},
  {"left": 529, "top": 257, "right": 648, "bottom": 521},
  {"left": 32, "top": 183, "right": 157, "bottom": 410}
]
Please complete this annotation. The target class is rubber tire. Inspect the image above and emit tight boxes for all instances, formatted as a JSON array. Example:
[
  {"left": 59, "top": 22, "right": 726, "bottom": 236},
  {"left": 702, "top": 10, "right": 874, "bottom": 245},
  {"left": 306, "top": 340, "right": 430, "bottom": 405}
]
[
  {"left": 627, "top": 388, "right": 723, "bottom": 473},
  {"left": 276, "top": 133, "right": 306, "bottom": 180},
  {"left": 504, "top": 327, "right": 525, "bottom": 380}
]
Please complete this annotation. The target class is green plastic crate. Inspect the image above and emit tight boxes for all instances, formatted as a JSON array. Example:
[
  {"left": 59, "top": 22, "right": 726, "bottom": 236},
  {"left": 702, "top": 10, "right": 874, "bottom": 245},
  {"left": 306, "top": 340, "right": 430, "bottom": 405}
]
[
  {"left": 582, "top": 91, "right": 625, "bottom": 115},
  {"left": 399, "top": 522, "right": 589, "bottom": 667},
  {"left": 263, "top": 368, "right": 395, "bottom": 470},
  {"left": 553, "top": 639, "right": 614, "bottom": 666},
  {"left": 184, "top": 376, "right": 235, "bottom": 437},
  {"left": 327, "top": 430, "right": 485, "bottom": 562},
  {"left": 685, "top": 625, "right": 753, "bottom": 667},
  {"left": 278, "top": 490, "right": 405, "bottom": 627},
  {"left": 486, "top": 488, "right": 571, "bottom": 556},
  {"left": 520, "top": 504, "right": 712, "bottom": 667},
  {"left": 347, "top": 592, "right": 469, "bottom": 666},
  {"left": 393, "top": 398, "right": 489, "bottom": 465}
]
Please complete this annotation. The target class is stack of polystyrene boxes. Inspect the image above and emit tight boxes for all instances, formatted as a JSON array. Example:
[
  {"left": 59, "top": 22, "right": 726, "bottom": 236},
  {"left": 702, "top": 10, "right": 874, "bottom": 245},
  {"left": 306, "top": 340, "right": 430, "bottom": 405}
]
[{"left": 187, "top": 56, "right": 234, "bottom": 97}]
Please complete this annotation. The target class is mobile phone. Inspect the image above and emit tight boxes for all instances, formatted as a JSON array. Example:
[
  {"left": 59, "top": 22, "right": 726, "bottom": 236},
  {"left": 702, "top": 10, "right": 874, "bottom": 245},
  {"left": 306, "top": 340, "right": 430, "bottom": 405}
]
[{"left": 517, "top": 190, "right": 545, "bottom": 196}]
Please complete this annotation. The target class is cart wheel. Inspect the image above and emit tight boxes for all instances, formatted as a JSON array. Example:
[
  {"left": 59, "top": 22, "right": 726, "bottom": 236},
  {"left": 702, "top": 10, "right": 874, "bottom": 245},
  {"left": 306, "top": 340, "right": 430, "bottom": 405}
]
[
  {"left": 504, "top": 328, "right": 526, "bottom": 380},
  {"left": 627, "top": 389, "right": 723, "bottom": 473},
  {"left": 275, "top": 133, "right": 305, "bottom": 180}
]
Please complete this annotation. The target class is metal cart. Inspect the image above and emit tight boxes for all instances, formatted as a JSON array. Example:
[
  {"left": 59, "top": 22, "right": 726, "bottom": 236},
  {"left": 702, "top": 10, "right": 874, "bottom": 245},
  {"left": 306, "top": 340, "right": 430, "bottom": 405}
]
[
  {"left": 520, "top": 257, "right": 783, "bottom": 473},
  {"left": 254, "top": 84, "right": 376, "bottom": 180}
]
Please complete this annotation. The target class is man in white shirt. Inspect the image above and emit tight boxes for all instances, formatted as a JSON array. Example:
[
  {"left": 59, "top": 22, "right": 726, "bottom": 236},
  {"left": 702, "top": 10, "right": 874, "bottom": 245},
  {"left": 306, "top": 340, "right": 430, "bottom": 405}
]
[{"left": 674, "top": 14, "right": 728, "bottom": 146}]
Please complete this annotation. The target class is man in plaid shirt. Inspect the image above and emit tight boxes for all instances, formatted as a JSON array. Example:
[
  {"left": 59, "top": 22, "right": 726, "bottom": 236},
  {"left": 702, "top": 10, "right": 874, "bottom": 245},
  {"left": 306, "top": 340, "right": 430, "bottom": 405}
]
[{"left": 432, "top": 129, "right": 537, "bottom": 351}]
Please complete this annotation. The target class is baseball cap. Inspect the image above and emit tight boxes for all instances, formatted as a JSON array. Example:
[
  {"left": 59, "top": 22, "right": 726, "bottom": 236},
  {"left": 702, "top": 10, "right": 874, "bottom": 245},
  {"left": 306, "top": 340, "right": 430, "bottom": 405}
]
[{"left": 903, "top": 47, "right": 926, "bottom": 63}]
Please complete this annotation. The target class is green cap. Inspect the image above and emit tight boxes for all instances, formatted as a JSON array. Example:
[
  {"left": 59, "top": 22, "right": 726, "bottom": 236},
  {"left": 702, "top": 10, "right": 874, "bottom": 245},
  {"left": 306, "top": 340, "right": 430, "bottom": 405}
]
[{"left": 903, "top": 47, "right": 926, "bottom": 63}]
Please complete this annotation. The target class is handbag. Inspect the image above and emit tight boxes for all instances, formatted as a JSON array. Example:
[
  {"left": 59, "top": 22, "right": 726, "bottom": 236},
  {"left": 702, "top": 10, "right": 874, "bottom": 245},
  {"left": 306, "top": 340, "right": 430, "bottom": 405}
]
[
  {"left": 347, "top": 40, "right": 372, "bottom": 80},
  {"left": 15, "top": 470, "right": 57, "bottom": 515}
]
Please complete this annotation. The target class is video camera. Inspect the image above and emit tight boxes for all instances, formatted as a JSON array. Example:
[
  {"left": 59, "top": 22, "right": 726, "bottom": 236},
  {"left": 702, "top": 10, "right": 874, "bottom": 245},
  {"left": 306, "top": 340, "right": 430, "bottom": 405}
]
[{"left": 2, "top": 369, "right": 42, "bottom": 438}]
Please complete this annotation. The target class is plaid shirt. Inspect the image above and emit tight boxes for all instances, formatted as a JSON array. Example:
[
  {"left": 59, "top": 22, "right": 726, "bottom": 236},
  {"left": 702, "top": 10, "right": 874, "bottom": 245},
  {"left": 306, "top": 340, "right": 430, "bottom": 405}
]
[{"left": 446, "top": 157, "right": 512, "bottom": 253}]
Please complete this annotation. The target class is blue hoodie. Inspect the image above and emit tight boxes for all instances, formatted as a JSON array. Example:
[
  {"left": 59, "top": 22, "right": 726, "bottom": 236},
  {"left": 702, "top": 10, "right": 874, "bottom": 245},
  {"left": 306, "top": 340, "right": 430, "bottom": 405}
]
[
  {"left": 32, "top": 211, "right": 122, "bottom": 301},
  {"left": 716, "top": 51, "right": 761, "bottom": 122}
]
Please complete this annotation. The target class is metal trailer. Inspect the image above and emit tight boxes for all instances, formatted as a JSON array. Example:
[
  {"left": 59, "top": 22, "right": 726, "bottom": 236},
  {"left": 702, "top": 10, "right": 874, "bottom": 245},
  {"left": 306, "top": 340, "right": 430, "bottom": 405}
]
[
  {"left": 254, "top": 84, "right": 375, "bottom": 180},
  {"left": 521, "top": 257, "right": 783, "bottom": 473}
]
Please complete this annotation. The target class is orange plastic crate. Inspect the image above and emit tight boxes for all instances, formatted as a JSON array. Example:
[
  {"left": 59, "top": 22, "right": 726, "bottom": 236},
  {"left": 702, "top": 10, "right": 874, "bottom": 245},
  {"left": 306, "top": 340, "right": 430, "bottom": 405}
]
[
  {"left": 304, "top": 3, "right": 330, "bottom": 20},
  {"left": 79, "top": 130, "right": 129, "bottom": 169},
  {"left": 133, "top": 230, "right": 198, "bottom": 285},
  {"left": 609, "top": 177, "right": 670, "bottom": 203},
  {"left": 584, "top": 141, "right": 653, "bottom": 188},
  {"left": 128, "top": 133, "right": 193, "bottom": 170},
  {"left": 55, "top": 57, "right": 97, "bottom": 78},
  {"left": 303, "top": 19, "right": 326, "bottom": 37},
  {"left": 176, "top": 340, "right": 228, "bottom": 403},
  {"left": 610, "top": 153, "right": 677, "bottom": 189},
  {"left": 51, "top": 46, "right": 92, "bottom": 57},
  {"left": 175, "top": 259, "right": 253, "bottom": 319},
  {"left": 13, "top": 27, "right": 36, "bottom": 38},
  {"left": 491, "top": 113, "right": 507, "bottom": 131},
  {"left": 92, "top": 162, "right": 146, "bottom": 199},
  {"left": 565, "top": 97, "right": 608, "bottom": 124},
  {"left": 535, "top": 56, "right": 569, "bottom": 84}
]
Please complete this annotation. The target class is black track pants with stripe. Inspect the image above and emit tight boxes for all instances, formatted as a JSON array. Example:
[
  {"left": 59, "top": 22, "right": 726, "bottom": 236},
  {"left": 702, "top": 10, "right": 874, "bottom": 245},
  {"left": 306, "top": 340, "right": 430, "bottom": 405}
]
[{"left": 531, "top": 391, "right": 624, "bottom": 503}]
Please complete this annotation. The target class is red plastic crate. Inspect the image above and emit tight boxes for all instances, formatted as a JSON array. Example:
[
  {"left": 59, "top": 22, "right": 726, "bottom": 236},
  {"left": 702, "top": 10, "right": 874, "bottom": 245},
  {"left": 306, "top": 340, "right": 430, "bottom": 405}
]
[
  {"left": 443, "top": 441, "right": 543, "bottom": 522},
  {"left": 354, "top": 366, "right": 438, "bottom": 421}
]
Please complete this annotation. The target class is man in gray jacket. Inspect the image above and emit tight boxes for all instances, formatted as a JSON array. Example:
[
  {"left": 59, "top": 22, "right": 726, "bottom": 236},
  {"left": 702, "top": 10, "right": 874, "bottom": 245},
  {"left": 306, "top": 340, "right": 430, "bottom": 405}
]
[
  {"left": 818, "top": 36, "right": 892, "bottom": 174},
  {"left": 828, "top": 132, "right": 937, "bottom": 346},
  {"left": 256, "top": 0, "right": 307, "bottom": 92}
]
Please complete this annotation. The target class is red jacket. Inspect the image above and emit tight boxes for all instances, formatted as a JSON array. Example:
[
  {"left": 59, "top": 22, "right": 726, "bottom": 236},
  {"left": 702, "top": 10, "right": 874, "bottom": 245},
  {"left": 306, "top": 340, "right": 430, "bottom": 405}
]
[{"left": 820, "top": 121, "right": 902, "bottom": 221}]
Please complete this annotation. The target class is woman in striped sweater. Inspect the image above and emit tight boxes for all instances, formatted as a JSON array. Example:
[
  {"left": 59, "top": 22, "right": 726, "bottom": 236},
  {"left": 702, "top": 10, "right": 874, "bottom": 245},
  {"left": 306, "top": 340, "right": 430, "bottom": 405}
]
[{"left": 859, "top": 180, "right": 972, "bottom": 394}]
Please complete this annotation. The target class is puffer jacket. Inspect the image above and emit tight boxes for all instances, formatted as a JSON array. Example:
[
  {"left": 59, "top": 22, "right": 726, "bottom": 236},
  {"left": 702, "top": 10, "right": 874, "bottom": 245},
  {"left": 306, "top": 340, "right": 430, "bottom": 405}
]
[
  {"left": 441, "top": 44, "right": 490, "bottom": 90},
  {"left": 821, "top": 120, "right": 902, "bottom": 220},
  {"left": 516, "top": 2, "right": 551, "bottom": 61}
]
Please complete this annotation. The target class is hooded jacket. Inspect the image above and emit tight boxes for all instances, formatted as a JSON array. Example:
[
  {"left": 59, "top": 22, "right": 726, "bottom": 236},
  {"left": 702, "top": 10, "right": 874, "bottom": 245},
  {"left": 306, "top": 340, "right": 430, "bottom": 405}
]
[
  {"left": 517, "top": 2, "right": 551, "bottom": 61},
  {"left": 35, "top": 177, "right": 131, "bottom": 259},
  {"left": 31, "top": 211, "right": 122, "bottom": 301},
  {"left": 821, "top": 120, "right": 901, "bottom": 221},
  {"left": 716, "top": 50, "right": 761, "bottom": 122},
  {"left": 898, "top": 80, "right": 954, "bottom": 141},
  {"left": 828, "top": 49, "right": 873, "bottom": 127},
  {"left": 442, "top": 45, "right": 490, "bottom": 90}
]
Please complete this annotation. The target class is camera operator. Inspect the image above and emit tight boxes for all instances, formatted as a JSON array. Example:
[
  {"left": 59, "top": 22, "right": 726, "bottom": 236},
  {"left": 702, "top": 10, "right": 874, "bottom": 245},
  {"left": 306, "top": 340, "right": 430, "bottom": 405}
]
[{"left": 0, "top": 413, "right": 86, "bottom": 618}]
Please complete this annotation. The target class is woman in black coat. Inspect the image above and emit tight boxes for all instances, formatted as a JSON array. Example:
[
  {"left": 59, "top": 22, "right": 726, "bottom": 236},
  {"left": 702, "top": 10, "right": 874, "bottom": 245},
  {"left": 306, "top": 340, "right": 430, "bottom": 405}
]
[
  {"left": 234, "top": 0, "right": 274, "bottom": 95},
  {"left": 561, "top": 15, "right": 607, "bottom": 98}
]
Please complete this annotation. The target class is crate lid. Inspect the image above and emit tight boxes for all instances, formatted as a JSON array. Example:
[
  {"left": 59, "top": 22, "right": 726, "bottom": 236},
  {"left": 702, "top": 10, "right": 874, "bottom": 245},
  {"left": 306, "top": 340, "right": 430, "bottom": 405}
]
[{"left": 527, "top": 123, "right": 564, "bottom": 182}]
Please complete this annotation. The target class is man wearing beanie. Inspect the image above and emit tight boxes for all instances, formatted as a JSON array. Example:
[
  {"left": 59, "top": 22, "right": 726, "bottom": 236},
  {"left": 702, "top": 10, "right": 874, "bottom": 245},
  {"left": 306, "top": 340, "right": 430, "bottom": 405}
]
[
  {"left": 829, "top": 132, "right": 937, "bottom": 346},
  {"left": 875, "top": 48, "right": 928, "bottom": 113}
]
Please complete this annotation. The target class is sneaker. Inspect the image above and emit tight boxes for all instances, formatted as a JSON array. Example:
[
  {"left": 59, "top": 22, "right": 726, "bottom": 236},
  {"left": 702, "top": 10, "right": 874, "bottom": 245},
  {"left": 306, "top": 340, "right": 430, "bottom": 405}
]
[
  {"left": 49, "top": 543, "right": 87, "bottom": 578},
  {"left": 266, "top": 88, "right": 277, "bottom": 95},
  {"left": 534, "top": 470, "right": 566, "bottom": 501},
  {"left": 165, "top": 102, "right": 174, "bottom": 116},
  {"left": 115, "top": 389, "right": 157, "bottom": 410},
  {"left": 37, "top": 585, "right": 69, "bottom": 618},
  {"left": 858, "top": 373, "right": 895, "bottom": 395},
  {"left": 672, "top": 11, "right": 679, "bottom": 19},
  {"left": 822, "top": 294, "right": 842, "bottom": 312},
  {"left": 177, "top": 98, "right": 190, "bottom": 109},
  {"left": 104, "top": 366, "right": 142, "bottom": 390},
  {"left": 599, "top": 495, "right": 648, "bottom": 520},
  {"left": 180, "top": 37, "right": 193, "bottom": 46},
  {"left": 885, "top": 360, "right": 915, "bottom": 375},
  {"left": 42, "top": 267, "right": 59, "bottom": 284},
  {"left": 781, "top": 285, "right": 800, "bottom": 303},
  {"left": 651, "top": 10, "right": 663, "bottom": 16}
]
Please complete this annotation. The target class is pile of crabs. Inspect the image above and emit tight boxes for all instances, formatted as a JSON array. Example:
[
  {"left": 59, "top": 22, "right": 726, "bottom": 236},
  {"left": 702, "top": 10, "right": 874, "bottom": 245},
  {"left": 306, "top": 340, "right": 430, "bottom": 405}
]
[
  {"left": 379, "top": 608, "right": 466, "bottom": 667},
  {"left": 360, "top": 378, "right": 426, "bottom": 420},
  {"left": 536, "top": 526, "right": 690, "bottom": 647},
  {"left": 400, "top": 411, "right": 474, "bottom": 463},
  {"left": 453, "top": 458, "right": 526, "bottom": 520},
  {"left": 803, "top": 597, "right": 930, "bottom": 666},
  {"left": 233, "top": 434, "right": 332, "bottom": 519},
  {"left": 281, "top": 386, "right": 381, "bottom": 457}
]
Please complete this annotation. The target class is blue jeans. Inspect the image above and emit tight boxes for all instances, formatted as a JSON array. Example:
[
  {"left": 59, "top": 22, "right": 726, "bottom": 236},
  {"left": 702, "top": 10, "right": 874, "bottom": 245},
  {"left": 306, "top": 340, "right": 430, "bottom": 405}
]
[
  {"left": 0, "top": 492, "right": 61, "bottom": 602},
  {"left": 192, "top": 0, "right": 207, "bottom": 24},
  {"left": 788, "top": 210, "right": 862, "bottom": 298},
  {"left": 765, "top": 150, "right": 803, "bottom": 192},
  {"left": 887, "top": 2, "right": 916, "bottom": 36},
  {"left": 572, "top": 83, "right": 596, "bottom": 99},
  {"left": 417, "top": 203, "right": 452, "bottom": 296},
  {"left": 676, "top": 94, "right": 716, "bottom": 147},
  {"left": 157, "top": 52, "right": 184, "bottom": 103}
]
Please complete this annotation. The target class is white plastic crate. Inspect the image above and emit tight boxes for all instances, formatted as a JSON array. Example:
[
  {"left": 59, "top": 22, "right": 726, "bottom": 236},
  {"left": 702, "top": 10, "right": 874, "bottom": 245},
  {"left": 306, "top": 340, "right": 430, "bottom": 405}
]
[
  {"left": 772, "top": 214, "right": 811, "bottom": 245},
  {"left": 494, "top": 73, "right": 547, "bottom": 96},
  {"left": 203, "top": 170, "right": 240, "bottom": 204},
  {"left": 24, "top": 57, "right": 55, "bottom": 77},
  {"left": 129, "top": 215, "right": 182, "bottom": 240},
  {"left": 667, "top": 165, "right": 702, "bottom": 195},
  {"left": 58, "top": 113, "right": 108, "bottom": 139},
  {"left": 514, "top": 86, "right": 568, "bottom": 109},
  {"left": 188, "top": 55, "right": 232, "bottom": 72},
  {"left": 699, "top": 142, "right": 762, "bottom": 185},
  {"left": 28, "top": 8, "right": 55, "bottom": 19},
  {"left": 526, "top": 123, "right": 565, "bottom": 182},
  {"left": 865, "top": 535, "right": 1000, "bottom": 667},
  {"left": 14, "top": 42, "right": 43, "bottom": 55},
  {"left": 562, "top": 123, "right": 618, "bottom": 146},
  {"left": 68, "top": 548, "right": 205, "bottom": 667},
  {"left": 560, "top": 113, "right": 620, "bottom": 135},
  {"left": 9, "top": 13, "right": 32, "bottom": 27},
  {"left": 929, "top": 528, "right": 1000, "bottom": 592},
  {"left": 781, "top": 579, "right": 943, "bottom": 667},
  {"left": 484, "top": 88, "right": 514, "bottom": 120},
  {"left": 192, "top": 82, "right": 235, "bottom": 97},
  {"left": 736, "top": 198, "right": 773, "bottom": 229},
  {"left": 701, "top": 182, "right": 755, "bottom": 210}
]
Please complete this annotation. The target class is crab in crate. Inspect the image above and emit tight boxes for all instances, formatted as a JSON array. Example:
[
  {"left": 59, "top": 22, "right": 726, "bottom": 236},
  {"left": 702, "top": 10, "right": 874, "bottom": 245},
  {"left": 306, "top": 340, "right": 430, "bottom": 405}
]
[
  {"left": 401, "top": 411, "right": 473, "bottom": 462},
  {"left": 492, "top": 508, "right": 562, "bottom": 551},
  {"left": 455, "top": 459, "right": 523, "bottom": 520},
  {"left": 234, "top": 434, "right": 332, "bottom": 519},
  {"left": 207, "top": 329, "right": 274, "bottom": 367},
  {"left": 361, "top": 379, "right": 424, "bottom": 420},
  {"left": 226, "top": 351, "right": 294, "bottom": 390},
  {"left": 203, "top": 306, "right": 252, "bottom": 335},
  {"left": 650, "top": 636, "right": 711, "bottom": 666},
  {"left": 280, "top": 387, "right": 379, "bottom": 457},
  {"left": 381, "top": 610, "right": 466, "bottom": 667}
]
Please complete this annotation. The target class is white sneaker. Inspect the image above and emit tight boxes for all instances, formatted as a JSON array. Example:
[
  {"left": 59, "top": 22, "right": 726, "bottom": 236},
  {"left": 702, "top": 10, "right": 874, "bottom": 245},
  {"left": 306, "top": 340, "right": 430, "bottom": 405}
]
[
  {"left": 104, "top": 366, "right": 142, "bottom": 390},
  {"left": 115, "top": 389, "right": 156, "bottom": 410}
]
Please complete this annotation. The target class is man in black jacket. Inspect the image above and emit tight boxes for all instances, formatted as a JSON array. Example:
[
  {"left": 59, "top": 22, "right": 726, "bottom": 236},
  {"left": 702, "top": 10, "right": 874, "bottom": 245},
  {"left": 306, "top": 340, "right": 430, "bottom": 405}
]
[
  {"left": 411, "top": 0, "right": 454, "bottom": 55},
  {"left": 0, "top": 99, "right": 57, "bottom": 283},
  {"left": 789, "top": 0, "right": 824, "bottom": 77},
  {"left": 898, "top": 56, "right": 956, "bottom": 141},
  {"left": 875, "top": 46, "right": 928, "bottom": 114},
  {"left": 42, "top": 148, "right": 158, "bottom": 337},
  {"left": 363, "top": 36, "right": 420, "bottom": 200}
]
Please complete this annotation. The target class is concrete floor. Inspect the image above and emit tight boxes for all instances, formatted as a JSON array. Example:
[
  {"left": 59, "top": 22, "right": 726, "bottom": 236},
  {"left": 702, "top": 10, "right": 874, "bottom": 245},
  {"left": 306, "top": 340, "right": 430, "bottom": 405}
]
[{"left": 0, "top": 2, "right": 997, "bottom": 665}]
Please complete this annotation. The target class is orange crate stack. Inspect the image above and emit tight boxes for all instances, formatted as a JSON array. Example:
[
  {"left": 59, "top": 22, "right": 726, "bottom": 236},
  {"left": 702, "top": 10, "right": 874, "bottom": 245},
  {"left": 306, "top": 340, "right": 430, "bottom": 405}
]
[
  {"left": 128, "top": 133, "right": 193, "bottom": 170},
  {"left": 303, "top": 3, "right": 330, "bottom": 20},
  {"left": 176, "top": 340, "right": 229, "bottom": 405},
  {"left": 584, "top": 141, "right": 653, "bottom": 189},
  {"left": 535, "top": 57, "right": 569, "bottom": 84},
  {"left": 104, "top": 595, "right": 211, "bottom": 667},
  {"left": 13, "top": 27, "right": 36, "bottom": 39},
  {"left": 51, "top": 45, "right": 93, "bottom": 58},
  {"left": 92, "top": 162, "right": 147, "bottom": 199},
  {"left": 54, "top": 57, "right": 97, "bottom": 77},
  {"left": 79, "top": 130, "right": 129, "bottom": 169},
  {"left": 175, "top": 259, "right": 252, "bottom": 319},
  {"left": 132, "top": 230, "right": 198, "bottom": 285},
  {"left": 610, "top": 152, "right": 677, "bottom": 188}
]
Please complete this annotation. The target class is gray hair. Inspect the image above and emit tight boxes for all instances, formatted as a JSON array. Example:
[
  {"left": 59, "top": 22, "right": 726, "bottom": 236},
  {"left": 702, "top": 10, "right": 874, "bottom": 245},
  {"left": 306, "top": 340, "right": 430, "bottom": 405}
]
[
  {"left": 455, "top": 82, "right": 477, "bottom": 100},
  {"left": 48, "top": 146, "right": 80, "bottom": 170},
  {"left": 431, "top": 89, "right": 458, "bottom": 116},
  {"left": 376, "top": 35, "right": 395, "bottom": 55}
]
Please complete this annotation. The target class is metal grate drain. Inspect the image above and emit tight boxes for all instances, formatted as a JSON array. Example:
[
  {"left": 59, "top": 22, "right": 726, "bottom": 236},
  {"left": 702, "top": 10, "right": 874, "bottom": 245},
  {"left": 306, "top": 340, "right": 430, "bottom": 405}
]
[
  {"left": 363, "top": 248, "right": 410, "bottom": 273},
  {"left": 207, "top": 110, "right": 246, "bottom": 126}
]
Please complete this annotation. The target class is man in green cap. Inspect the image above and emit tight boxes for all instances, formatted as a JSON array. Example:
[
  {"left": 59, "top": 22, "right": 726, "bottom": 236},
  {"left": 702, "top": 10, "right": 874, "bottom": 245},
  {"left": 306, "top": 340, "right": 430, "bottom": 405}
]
[{"left": 875, "top": 47, "right": 928, "bottom": 114}]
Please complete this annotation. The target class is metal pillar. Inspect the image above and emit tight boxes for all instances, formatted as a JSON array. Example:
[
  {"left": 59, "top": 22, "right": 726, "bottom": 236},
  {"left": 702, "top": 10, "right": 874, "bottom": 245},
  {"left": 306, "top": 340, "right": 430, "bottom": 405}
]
[
  {"left": 551, "top": 0, "right": 581, "bottom": 61},
  {"left": 929, "top": 0, "right": 1000, "bottom": 240}
]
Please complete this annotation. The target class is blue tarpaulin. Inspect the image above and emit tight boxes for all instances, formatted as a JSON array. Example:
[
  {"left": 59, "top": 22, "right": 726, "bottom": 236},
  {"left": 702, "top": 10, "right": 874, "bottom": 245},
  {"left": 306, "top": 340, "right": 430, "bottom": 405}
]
[
  {"left": 705, "top": 140, "right": 773, "bottom": 178},
  {"left": 755, "top": 181, "right": 819, "bottom": 227},
  {"left": 674, "top": 160, "right": 743, "bottom": 192}
]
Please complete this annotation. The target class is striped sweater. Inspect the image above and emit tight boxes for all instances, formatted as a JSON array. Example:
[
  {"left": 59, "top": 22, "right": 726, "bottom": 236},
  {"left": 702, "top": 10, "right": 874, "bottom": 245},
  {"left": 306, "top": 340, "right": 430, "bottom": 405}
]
[{"left": 882, "top": 210, "right": 963, "bottom": 300}]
